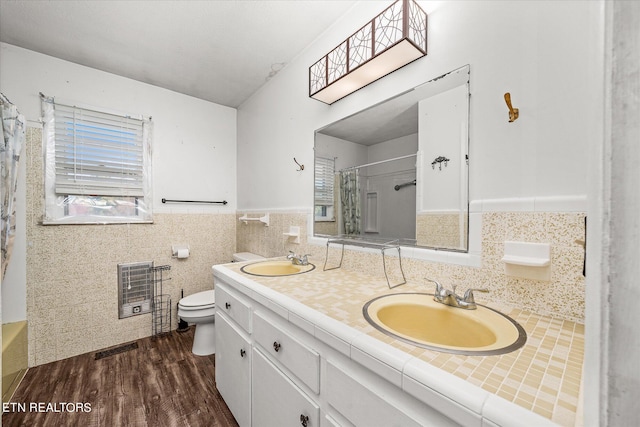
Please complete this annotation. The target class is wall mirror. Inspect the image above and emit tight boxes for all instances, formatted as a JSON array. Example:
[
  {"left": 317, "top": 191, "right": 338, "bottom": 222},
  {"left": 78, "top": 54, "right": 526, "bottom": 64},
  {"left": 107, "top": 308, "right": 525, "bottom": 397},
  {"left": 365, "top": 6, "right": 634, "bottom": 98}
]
[{"left": 314, "top": 65, "right": 470, "bottom": 252}]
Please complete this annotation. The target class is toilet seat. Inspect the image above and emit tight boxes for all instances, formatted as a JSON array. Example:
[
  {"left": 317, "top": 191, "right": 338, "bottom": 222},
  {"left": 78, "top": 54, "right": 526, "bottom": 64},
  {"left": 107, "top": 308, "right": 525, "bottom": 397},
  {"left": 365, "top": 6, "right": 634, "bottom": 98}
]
[
  {"left": 177, "top": 290, "right": 216, "bottom": 356},
  {"left": 178, "top": 290, "right": 215, "bottom": 310}
]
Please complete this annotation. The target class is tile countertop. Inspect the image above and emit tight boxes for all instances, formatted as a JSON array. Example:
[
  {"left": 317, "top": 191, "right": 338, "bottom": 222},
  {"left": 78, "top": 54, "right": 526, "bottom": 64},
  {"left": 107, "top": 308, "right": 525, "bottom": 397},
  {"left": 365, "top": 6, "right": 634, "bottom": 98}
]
[{"left": 213, "top": 259, "right": 584, "bottom": 427}]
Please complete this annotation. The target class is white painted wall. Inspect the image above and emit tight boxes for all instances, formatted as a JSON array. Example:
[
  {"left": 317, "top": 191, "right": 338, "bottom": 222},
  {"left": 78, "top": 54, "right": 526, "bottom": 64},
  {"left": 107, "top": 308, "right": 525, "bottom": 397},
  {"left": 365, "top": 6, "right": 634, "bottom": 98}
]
[
  {"left": 365, "top": 134, "right": 417, "bottom": 175},
  {"left": 0, "top": 42, "right": 237, "bottom": 321},
  {"left": 1, "top": 43, "right": 237, "bottom": 213},
  {"left": 419, "top": 84, "right": 467, "bottom": 211},
  {"left": 314, "top": 133, "right": 367, "bottom": 172},
  {"left": 237, "top": 0, "right": 601, "bottom": 210},
  {"left": 363, "top": 135, "right": 417, "bottom": 239}
]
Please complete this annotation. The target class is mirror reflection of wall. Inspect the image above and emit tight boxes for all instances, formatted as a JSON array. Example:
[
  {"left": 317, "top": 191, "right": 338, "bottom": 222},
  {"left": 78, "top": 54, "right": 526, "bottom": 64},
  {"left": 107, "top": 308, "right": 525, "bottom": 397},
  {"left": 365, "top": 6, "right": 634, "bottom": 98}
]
[
  {"left": 354, "top": 137, "right": 417, "bottom": 240},
  {"left": 315, "top": 135, "right": 417, "bottom": 241},
  {"left": 314, "top": 134, "right": 368, "bottom": 236},
  {"left": 417, "top": 82, "right": 469, "bottom": 250},
  {"left": 314, "top": 65, "right": 470, "bottom": 252},
  {"left": 313, "top": 156, "right": 338, "bottom": 236}
]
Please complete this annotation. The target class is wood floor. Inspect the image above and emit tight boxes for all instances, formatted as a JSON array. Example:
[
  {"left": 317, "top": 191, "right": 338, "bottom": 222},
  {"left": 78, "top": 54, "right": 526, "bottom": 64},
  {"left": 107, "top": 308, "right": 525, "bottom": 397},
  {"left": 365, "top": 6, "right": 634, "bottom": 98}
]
[{"left": 3, "top": 328, "right": 239, "bottom": 427}]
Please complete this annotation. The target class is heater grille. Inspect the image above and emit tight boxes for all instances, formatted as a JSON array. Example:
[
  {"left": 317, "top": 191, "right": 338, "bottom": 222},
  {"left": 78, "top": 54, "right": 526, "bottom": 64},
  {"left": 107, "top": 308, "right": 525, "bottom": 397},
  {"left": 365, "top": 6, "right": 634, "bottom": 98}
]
[{"left": 118, "top": 261, "right": 153, "bottom": 318}]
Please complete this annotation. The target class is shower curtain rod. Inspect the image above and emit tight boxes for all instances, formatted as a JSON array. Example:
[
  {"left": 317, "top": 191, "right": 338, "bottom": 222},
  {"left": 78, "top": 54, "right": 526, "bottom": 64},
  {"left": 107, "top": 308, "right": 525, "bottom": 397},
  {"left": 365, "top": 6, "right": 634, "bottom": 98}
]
[{"left": 340, "top": 153, "right": 417, "bottom": 172}]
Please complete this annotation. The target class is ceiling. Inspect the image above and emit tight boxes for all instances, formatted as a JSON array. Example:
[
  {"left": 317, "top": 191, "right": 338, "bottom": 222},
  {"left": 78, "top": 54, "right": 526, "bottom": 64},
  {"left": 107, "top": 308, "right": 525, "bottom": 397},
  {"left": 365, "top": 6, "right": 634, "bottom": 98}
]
[
  {"left": 0, "top": 0, "right": 359, "bottom": 108},
  {"left": 318, "top": 95, "right": 419, "bottom": 146},
  {"left": 318, "top": 66, "right": 471, "bottom": 146}
]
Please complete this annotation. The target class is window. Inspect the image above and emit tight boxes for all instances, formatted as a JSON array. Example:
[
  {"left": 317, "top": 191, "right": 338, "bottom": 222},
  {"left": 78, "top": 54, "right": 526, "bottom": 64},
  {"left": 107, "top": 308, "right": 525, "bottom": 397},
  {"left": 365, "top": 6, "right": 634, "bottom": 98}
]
[
  {"left": 314, "top": 156, "right": 335, "bottom": 221},
  {"left": 41, "top": 95, "right": 152, "bottom": 224}
]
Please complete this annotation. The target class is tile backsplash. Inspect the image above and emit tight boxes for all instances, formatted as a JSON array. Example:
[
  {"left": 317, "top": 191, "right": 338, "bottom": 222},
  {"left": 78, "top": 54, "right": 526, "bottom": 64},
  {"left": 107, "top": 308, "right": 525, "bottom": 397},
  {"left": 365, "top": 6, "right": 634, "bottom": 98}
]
[{"left": 236, "top": 210, "right": 586, "bottom": 323}]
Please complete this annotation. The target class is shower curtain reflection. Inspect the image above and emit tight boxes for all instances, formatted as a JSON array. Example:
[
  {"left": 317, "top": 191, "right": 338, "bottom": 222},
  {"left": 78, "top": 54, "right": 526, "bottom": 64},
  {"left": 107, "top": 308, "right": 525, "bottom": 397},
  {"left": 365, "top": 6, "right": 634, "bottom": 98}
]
[{"left": 340, "top": 169, "right": 361, "bottom": 235}]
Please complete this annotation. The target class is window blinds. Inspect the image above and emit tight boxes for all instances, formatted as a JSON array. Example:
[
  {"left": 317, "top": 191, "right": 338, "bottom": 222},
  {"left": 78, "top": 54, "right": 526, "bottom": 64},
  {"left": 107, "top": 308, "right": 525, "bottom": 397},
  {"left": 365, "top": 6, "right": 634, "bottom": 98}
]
[
  {"left": 314, "top": 156, "right": 335, "bottom": 206},
  {"left": 53, "top": 103, "right": 145, "bottom": 197}
]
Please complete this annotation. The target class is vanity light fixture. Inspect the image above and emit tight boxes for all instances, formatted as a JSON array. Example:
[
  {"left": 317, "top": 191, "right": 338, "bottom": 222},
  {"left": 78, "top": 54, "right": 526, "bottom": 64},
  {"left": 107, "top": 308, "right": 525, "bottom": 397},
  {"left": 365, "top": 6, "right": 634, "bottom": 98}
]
[{"left": 309, "top": 0, "right": 428, "bottom": 105}]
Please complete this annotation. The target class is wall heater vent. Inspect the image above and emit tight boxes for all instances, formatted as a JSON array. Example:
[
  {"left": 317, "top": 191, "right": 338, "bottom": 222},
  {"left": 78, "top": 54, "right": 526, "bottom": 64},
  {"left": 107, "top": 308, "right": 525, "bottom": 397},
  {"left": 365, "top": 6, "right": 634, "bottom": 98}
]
[{"left": 118, "top": 261, "right": 153, "bottom": 319}]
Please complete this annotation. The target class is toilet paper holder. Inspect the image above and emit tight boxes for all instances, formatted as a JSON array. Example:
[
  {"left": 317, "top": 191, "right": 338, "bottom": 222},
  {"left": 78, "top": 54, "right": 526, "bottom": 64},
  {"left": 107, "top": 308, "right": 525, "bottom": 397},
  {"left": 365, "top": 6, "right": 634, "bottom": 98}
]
[{"left": 172, "top": 244, "right": 190, "bottom": 259}]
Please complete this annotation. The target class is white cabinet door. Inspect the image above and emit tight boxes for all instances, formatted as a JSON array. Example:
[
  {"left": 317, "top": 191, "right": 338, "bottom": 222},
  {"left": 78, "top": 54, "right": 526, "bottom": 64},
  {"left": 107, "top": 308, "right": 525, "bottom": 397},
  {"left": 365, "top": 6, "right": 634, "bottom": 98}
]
[
  {"left": 327, "top": 360, "right": 430, "bottom": 427},
  {"left": 252, "top": 348, "right": 320, "bottom": 427},
  {"left": 216, "top": 312, "right": 252, "bottom": 427}
]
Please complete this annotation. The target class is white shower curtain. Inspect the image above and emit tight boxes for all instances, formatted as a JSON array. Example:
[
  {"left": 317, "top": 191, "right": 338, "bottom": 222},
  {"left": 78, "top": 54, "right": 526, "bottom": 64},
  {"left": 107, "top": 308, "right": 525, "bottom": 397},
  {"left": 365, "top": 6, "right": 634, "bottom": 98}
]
[{"left": 1, "top": 93, "right": 25, "bottom": 280}]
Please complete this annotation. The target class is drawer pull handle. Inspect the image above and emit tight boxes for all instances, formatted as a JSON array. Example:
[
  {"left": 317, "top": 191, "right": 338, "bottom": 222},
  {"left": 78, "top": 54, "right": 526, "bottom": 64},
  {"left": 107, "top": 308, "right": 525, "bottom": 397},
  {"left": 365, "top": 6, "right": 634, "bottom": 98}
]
[
  {"left": 300, "top": 414, "right": 309, "bottom": 427},
  {"left": 225, "top": 302, "right": 231, "bottom": 309},
  {"left": 240, "top": 349, "right": 246, "bottom": 358},
  {"left": 273, "top": 341, "right": 281, "bottom": 352}
]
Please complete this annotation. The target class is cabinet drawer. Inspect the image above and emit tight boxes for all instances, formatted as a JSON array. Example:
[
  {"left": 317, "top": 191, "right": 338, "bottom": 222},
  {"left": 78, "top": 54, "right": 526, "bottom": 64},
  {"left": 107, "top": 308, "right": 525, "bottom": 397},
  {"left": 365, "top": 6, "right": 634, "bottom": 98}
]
[
  {"left": 253, "top": 311, "right": 320, "bottom": 394},
  {"left": 215, "top": 282, "right": 252, "bottom": 332},
  {"left": 326, "top": 360, "right": 424, "bottom": 427},
  {"left": 252, "top": 348, "right": 320, "bottom": 427}
]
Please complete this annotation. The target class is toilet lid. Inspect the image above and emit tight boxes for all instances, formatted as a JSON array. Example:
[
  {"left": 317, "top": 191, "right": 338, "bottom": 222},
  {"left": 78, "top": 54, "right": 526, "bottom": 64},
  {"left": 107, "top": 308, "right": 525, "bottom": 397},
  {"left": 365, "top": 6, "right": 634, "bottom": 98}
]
[{"left": 180, "top": 290, "right": 215, "bottom": 308}]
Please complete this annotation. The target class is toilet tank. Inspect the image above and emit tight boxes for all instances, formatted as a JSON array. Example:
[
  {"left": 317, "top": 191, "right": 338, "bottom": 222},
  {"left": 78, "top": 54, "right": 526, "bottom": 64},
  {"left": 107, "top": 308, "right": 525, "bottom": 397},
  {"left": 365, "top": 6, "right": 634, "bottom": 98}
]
[{"left": 232, "top": 252, "right": 265, "bottom": 262}]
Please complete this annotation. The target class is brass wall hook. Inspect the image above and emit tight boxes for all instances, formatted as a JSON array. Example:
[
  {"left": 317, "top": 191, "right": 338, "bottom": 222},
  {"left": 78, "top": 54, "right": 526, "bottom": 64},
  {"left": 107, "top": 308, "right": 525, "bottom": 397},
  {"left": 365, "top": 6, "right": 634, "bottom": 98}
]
[
  {"left": 293, "top": 157, "right": 304, "bottom": 171},
  {"left": 504, "top": 92, "right": 519, "bottom": 122}
]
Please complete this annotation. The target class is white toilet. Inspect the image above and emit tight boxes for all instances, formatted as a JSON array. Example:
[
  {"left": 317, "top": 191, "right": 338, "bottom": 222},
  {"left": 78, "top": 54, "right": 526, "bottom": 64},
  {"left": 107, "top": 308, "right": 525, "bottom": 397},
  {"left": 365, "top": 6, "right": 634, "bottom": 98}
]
[
  {"left": 178, "top": 253, "right": 264, "bottom": 356},
  {"left": 178, "top": 290, "right": 216, "bottom": 356}
]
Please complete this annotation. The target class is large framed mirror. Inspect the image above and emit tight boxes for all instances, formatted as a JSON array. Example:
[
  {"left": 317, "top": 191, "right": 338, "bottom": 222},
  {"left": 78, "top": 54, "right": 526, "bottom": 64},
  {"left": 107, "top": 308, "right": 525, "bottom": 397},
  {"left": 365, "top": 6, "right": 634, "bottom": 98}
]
[{"left": 314, "top": 65, "right": 470, "bottom": 252}]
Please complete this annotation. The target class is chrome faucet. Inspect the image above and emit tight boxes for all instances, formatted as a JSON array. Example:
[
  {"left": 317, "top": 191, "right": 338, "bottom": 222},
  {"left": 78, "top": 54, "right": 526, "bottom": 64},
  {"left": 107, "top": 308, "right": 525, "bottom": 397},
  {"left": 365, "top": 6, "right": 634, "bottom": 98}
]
[
  {"left": 287, "top": 251, "right": 310, "bottom": 266},
  {"left": 425, "top": 279, "right": 488, "bottom": 310}
]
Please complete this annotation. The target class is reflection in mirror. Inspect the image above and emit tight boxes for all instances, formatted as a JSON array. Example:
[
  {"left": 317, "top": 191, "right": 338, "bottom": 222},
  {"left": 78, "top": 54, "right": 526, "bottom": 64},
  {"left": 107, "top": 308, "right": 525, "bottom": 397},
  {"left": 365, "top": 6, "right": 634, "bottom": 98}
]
[
  {"left": 416, "top": 76, "right": 469, "bottom": 250},
  {"left": 314, "top": 65, "right": 470, "bottom": 252}
]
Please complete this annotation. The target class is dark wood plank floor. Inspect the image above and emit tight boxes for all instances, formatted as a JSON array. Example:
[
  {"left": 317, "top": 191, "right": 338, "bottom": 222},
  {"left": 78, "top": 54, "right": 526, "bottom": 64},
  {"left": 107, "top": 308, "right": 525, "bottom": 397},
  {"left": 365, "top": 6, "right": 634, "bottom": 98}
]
[{"left": 3, "top": 328, "right": 239, "bottom": 427}]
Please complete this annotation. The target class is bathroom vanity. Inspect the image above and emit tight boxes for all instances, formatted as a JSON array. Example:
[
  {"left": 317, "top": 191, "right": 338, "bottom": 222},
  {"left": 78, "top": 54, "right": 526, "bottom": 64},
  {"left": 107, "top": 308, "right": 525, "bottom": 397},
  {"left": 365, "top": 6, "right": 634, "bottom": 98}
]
[{"left": 213, "top": 260, "right": 580, "bottom": 427}]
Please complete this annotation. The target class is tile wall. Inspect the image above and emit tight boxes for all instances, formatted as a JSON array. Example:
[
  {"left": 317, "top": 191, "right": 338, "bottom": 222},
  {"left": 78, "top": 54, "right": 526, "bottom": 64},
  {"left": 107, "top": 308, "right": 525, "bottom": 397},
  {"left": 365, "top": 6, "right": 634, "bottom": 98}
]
[
  {"left": 236, "top": 210, "right": 586, "bottom": 323},
  {"left": 25, "top": 128, "right": 236, "bottom": 365},
  {"left": 416, "top": 212, "right": 467, "bottom": 249},
  {"left": 236, "top": 212, "right": 311, "bottom": 259}
]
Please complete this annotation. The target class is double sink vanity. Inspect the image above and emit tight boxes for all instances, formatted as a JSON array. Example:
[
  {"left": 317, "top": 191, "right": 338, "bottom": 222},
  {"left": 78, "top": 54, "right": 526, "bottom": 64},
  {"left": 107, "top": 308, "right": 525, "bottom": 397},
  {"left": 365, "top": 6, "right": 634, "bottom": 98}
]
[{"left": 213, "top": 257, "right": 583, "bottom": 427}]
